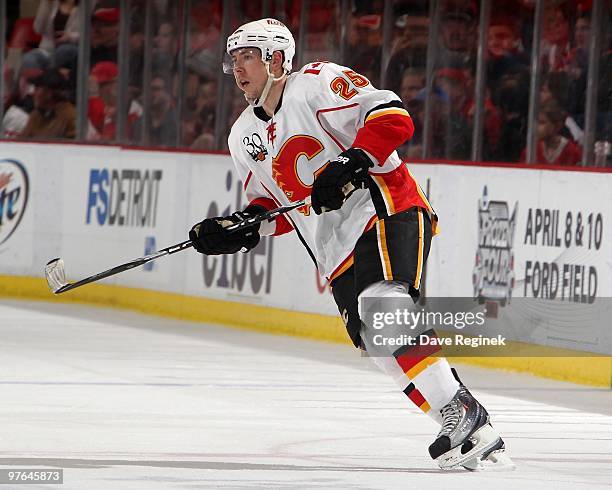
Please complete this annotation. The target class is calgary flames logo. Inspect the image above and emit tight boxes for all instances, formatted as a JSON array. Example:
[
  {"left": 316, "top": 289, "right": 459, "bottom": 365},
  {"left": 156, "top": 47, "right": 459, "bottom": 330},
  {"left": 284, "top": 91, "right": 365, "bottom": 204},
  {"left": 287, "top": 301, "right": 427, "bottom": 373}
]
[{"left": 272, "top": 135, "right": 326, "bottom": 216}]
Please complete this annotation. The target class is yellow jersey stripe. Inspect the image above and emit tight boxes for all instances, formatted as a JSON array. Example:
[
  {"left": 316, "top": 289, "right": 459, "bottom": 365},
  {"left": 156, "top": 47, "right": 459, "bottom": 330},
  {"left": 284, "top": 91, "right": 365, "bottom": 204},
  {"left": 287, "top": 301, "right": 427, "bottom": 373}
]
[
  {"left": 372, "top": 175, "right": 395, "bottom": 215},
  {"left": 365, "top": 107, "right": 410, "bottom": 123},
  {"left": 376, "top": 221, "right": 393, "bottom": 280},
  {"left": 414, "top": 208, "right": 424, "bottom": 290}
]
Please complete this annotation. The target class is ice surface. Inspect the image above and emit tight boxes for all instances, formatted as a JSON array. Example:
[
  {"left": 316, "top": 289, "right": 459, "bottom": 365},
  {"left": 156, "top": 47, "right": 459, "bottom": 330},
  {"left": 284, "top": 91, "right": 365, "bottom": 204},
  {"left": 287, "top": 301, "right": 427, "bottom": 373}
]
[{"left": 0, "top": 299, "right": 611, "bottom": 489}]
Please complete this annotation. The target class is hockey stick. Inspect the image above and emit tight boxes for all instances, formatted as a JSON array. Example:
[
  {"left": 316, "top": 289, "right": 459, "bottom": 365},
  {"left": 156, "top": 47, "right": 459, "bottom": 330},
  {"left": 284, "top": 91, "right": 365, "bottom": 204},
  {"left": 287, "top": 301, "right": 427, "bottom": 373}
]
[
  {"left": 45, "top": 240, "right": 194, "bottom": 294},
  {"left": 45, "top": 196, "right": 311, "bottom": 294}
]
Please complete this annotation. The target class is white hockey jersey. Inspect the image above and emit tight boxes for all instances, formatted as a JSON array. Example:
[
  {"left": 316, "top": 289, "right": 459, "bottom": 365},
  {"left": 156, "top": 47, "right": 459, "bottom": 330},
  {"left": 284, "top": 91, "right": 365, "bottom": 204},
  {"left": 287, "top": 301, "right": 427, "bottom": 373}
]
[{"left": 228, "top": 61, "right": 435, "bottom": 280}]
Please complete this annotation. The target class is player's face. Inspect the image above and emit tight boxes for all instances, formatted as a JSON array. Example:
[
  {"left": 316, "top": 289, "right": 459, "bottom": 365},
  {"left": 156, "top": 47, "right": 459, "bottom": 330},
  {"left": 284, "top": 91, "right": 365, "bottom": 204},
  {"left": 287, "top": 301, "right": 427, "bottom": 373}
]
[{"left": 230, "top": 48, "right": 267, "bottom": 99}]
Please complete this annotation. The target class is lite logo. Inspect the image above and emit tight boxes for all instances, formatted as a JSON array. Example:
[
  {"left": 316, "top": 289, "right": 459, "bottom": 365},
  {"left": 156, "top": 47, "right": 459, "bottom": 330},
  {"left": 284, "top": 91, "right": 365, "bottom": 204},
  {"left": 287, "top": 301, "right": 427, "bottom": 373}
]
[
  {"left": 86, "top": 168, "right": 163, "bottom": 227},
  {"left": 0, "top": 159, "right": 29, "bottom": 246}
]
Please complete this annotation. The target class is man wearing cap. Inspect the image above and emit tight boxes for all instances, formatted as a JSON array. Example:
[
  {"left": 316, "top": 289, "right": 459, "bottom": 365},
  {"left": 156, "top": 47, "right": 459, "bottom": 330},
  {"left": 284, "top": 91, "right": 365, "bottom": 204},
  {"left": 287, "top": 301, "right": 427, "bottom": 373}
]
[
  {"left": 20, "top": 68, "right": 75, "bottom": 140},
  {"left": 89, "top": 61, "right": 118, "bottom": 141},
  {"left": 91, "top": 7, "right": 120, "bottom": 66},
  {"left": 384, "top": 4, "right": 430, "bottom": 95},
  {"left": 437, "top": 4, "right": 477, "bottom": 70}
]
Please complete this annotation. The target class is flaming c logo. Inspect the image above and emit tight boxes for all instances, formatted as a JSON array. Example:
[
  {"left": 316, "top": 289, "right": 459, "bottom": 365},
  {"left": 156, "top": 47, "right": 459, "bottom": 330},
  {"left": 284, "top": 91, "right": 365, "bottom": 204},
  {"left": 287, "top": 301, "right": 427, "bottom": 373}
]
[{"left": 272, "top": 135, "right": 326, "bottom": 216}]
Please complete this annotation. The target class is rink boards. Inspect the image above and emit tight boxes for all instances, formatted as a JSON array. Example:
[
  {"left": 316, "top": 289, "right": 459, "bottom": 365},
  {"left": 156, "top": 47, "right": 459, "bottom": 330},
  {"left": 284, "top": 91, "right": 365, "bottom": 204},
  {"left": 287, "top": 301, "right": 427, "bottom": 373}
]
[{"left": 0, "top": 141, "right": 611, "bottom": 386}]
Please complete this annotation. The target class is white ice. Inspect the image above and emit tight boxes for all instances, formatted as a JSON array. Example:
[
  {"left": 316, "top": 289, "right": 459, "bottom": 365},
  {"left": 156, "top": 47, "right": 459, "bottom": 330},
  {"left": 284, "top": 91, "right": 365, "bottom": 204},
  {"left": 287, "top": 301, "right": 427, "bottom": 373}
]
[{"left": 0, "top": 299, "right": 611, "bottom": 490}]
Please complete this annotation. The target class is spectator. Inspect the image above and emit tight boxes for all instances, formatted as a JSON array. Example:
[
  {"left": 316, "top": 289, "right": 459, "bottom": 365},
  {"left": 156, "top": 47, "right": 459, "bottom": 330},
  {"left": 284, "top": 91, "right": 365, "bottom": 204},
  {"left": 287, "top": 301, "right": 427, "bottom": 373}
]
[
  {"left": 400, "top": 67, "right": 426, "bottom": 105},
  {"left": 398, "top": 98, "right": 425, "bottom": 158},
  {"left": 436, "top": 2, "right": 477, "bottom": 70},
  {"left": 189, "top": 0, "right": 222, "bottom": 56},
  {"left": 90, "top": 7, "right": 120, "bottom": 66},
  {"left": 486, "top": 13, "right": 529, "bottom": 93},
  {"left": 155, "top": 22, "right": 177, "bottom": 55},
  {"left": 190, "top": 78, "right": 217, "bottom": 149},
  {"left": 295, "top": 0, "right": 340, "bottom": 62},
  {"left": 88, "top": 61, "right": 120, "bottom": 141},
  {"left": 540, "top": 71, "right": 584, "bottom": 145},
  {"left": 87, "top": 96, "right": 106, "bottom": 140},
  {"left": 574, "top": 13, "right": 591, "bottom": 58},
  {"left": 2, "top": 67, "right": 31, "bottom": 137},
  {"left": 128, "top": 7, "right": 145, "bottom": 90},
  {"left": 494, "top": 67, "right": 530, "bottom": 162},
  {"left": 19, "top": 68, "right": 75, "bottom": 140},
  {"left": 184, "top": 70, "right": 202, "bottom": 112},
  {"left": 190, "top": 124, "right": 215, "bottom": 150},
  {"left": 180, "top": 108, "right": 199, "bottom": 147},
  {"left": 133, "top": 75, "right": 177, "bottom": 146},
  {"left": 541, "top": 2, "right": 572, "bottom": 73},
  {"left": 186, "top": 0, "right": 221, "bottom": 87},
  {"left": 20, "top": 0, "right": 79, "bottom": 72},
  {"left": 5, "top": 67, "right": 38, "bottom": 116},
  {"left": 183, "top": 109, "right": 214, "bottom": 150},
  {"left": 563, "top": 11, "right": 591, "bottom": 119},
  {"left": 345, "top": 11, "right": 383, "bottom": 86},
  {"left": 194, "top": 79, "right": 217, "bottom": 119},
  {"left": 153, "top": 22, "right": 178, "bottom": 75},
  {"left": 398, "top": 95, "right": 451, "bottom": 160},
  {"left": 445, "top": 65, "right": 503, "bottom": 159},
  {"left": 391, "top": 5, "right": 429, "bottom": 56},
  {"left": 384, "top": 4, "right": 430, "bottom": 93},
  {"left": 432, "top": 67, "right": 472, "bottom": 159},
  {"left": 597, "top": 27, "right": 612, "bottom": 123},
  {"left": 521, "top": 100, "right": 582, "bottom": 165}
]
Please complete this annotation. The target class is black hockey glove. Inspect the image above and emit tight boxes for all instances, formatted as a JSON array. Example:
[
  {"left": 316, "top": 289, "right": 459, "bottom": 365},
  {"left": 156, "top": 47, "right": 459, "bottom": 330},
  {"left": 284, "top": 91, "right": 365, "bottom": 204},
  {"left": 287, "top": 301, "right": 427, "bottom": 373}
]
[
  {"left": 189, "top": 206, "right": 263, "bottom": 255},
  {"left": 311, "top": 148, "right": 373, "bottom": 215}
]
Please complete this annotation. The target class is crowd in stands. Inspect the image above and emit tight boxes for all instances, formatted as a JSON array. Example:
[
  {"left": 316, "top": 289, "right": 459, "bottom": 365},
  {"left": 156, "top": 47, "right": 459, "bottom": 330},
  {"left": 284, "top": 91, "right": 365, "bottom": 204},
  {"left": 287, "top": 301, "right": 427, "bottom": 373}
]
[
  {"left": 2, "top": 0, "right": 611, "bottom": 167},
  {"left": 3, "top": 0, "right": 220, "bottom": 148},
  {"left": 388, "top": 0, "right": 611, "bottom": 165}
]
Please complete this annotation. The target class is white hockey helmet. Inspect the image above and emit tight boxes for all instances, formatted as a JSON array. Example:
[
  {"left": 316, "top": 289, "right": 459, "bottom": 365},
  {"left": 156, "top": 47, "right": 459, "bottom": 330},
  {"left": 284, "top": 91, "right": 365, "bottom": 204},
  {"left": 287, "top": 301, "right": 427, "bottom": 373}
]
[{"left": 226, "top": 18, "right": 295, "bottom": 74}]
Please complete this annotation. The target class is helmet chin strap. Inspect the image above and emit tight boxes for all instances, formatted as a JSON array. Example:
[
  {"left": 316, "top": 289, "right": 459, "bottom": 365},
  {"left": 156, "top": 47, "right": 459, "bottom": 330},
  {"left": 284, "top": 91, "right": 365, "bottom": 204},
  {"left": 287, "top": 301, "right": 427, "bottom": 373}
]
[{"left": 246, "top": 62, "right": 287, "bottom": 108}]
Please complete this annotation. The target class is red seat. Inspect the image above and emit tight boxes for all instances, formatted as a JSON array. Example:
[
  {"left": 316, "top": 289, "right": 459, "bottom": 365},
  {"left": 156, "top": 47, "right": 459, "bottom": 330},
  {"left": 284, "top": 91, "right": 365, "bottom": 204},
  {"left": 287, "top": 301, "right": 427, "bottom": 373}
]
[{"left": 8, "top": 18, "right": 42, "bottom": 50}]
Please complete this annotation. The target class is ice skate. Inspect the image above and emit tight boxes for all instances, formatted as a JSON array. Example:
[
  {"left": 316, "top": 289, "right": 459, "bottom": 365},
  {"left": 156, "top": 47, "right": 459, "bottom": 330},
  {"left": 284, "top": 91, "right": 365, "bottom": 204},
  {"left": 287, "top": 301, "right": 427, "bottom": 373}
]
[{"left": 428, "top": 374, "right": 515, "bottom": 471}]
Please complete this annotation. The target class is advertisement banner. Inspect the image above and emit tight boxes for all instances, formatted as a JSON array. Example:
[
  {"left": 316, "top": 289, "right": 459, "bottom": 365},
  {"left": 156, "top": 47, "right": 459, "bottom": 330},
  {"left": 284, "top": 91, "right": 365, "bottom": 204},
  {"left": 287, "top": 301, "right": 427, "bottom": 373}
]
[
  {"left": 1, "top": 141, "right": 610, "bottom": 354},
  {"left": 0, "top": 149, "right": 35, "bottom": 272},
  {"left": 184, "top": 154, "right": 337, "bottom": 314},
  {"left": 61, "top": 147, "right": 180, "bottom": 291},
  {"left": 409, "top": 163, "right": 612, "bottom": 354}
]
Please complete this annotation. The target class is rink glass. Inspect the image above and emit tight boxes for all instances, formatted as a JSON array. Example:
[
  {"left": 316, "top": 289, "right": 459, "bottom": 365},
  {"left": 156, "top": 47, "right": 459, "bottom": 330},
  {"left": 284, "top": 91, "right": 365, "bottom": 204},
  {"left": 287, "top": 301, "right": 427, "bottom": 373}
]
[{"left": 0, "top": 0, "right": 609, "bottom": 166}]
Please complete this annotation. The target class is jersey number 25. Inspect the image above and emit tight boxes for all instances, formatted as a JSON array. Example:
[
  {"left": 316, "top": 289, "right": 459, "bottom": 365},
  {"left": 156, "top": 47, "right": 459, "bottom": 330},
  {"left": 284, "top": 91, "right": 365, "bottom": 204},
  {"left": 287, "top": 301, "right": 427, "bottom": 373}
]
[{"left": 330, "top": 70, "right": 370, "bottom": 100}]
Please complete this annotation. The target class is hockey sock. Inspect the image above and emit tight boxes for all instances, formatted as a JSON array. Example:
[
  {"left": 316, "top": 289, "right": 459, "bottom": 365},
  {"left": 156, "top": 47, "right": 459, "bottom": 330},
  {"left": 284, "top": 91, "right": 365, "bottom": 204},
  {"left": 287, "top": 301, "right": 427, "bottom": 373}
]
[
  {"left": 359, "top": 281, "right": 459, "bottom": 417},
  {"left": 393, "top": 330, "right": 459, "bottom": 412}
]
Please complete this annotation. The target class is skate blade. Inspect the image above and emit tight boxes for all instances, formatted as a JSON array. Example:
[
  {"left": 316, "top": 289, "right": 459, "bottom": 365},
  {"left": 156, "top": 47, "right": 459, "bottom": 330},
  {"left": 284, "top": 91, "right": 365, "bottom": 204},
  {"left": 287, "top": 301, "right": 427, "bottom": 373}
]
[
  {"left": 437, "top": 424, "right": 513, "bottom": 470},
  {"left": 461, "top": 449, "right": 516, "bottom": 472}
]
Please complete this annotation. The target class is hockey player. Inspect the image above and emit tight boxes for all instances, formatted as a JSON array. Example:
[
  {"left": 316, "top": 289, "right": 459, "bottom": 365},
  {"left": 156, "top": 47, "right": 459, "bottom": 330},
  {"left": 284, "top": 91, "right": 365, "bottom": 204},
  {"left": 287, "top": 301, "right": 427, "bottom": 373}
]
[{"left": 189, "top": 18, "right": 513, "bottom": 470}]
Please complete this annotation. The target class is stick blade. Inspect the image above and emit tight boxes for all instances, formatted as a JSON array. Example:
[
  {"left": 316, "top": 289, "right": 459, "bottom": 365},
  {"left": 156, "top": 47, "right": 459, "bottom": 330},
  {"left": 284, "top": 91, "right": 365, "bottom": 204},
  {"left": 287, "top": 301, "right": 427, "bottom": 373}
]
[{"left": 45, "top": 258, "right": 67, "bottom": 294}]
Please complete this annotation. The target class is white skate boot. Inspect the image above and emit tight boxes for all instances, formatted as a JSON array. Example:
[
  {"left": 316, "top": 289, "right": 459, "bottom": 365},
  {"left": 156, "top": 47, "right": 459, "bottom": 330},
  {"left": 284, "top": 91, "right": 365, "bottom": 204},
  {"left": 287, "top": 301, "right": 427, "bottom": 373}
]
[{"left": 428, "top": 371, "right": 515, "bottom": 471}]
